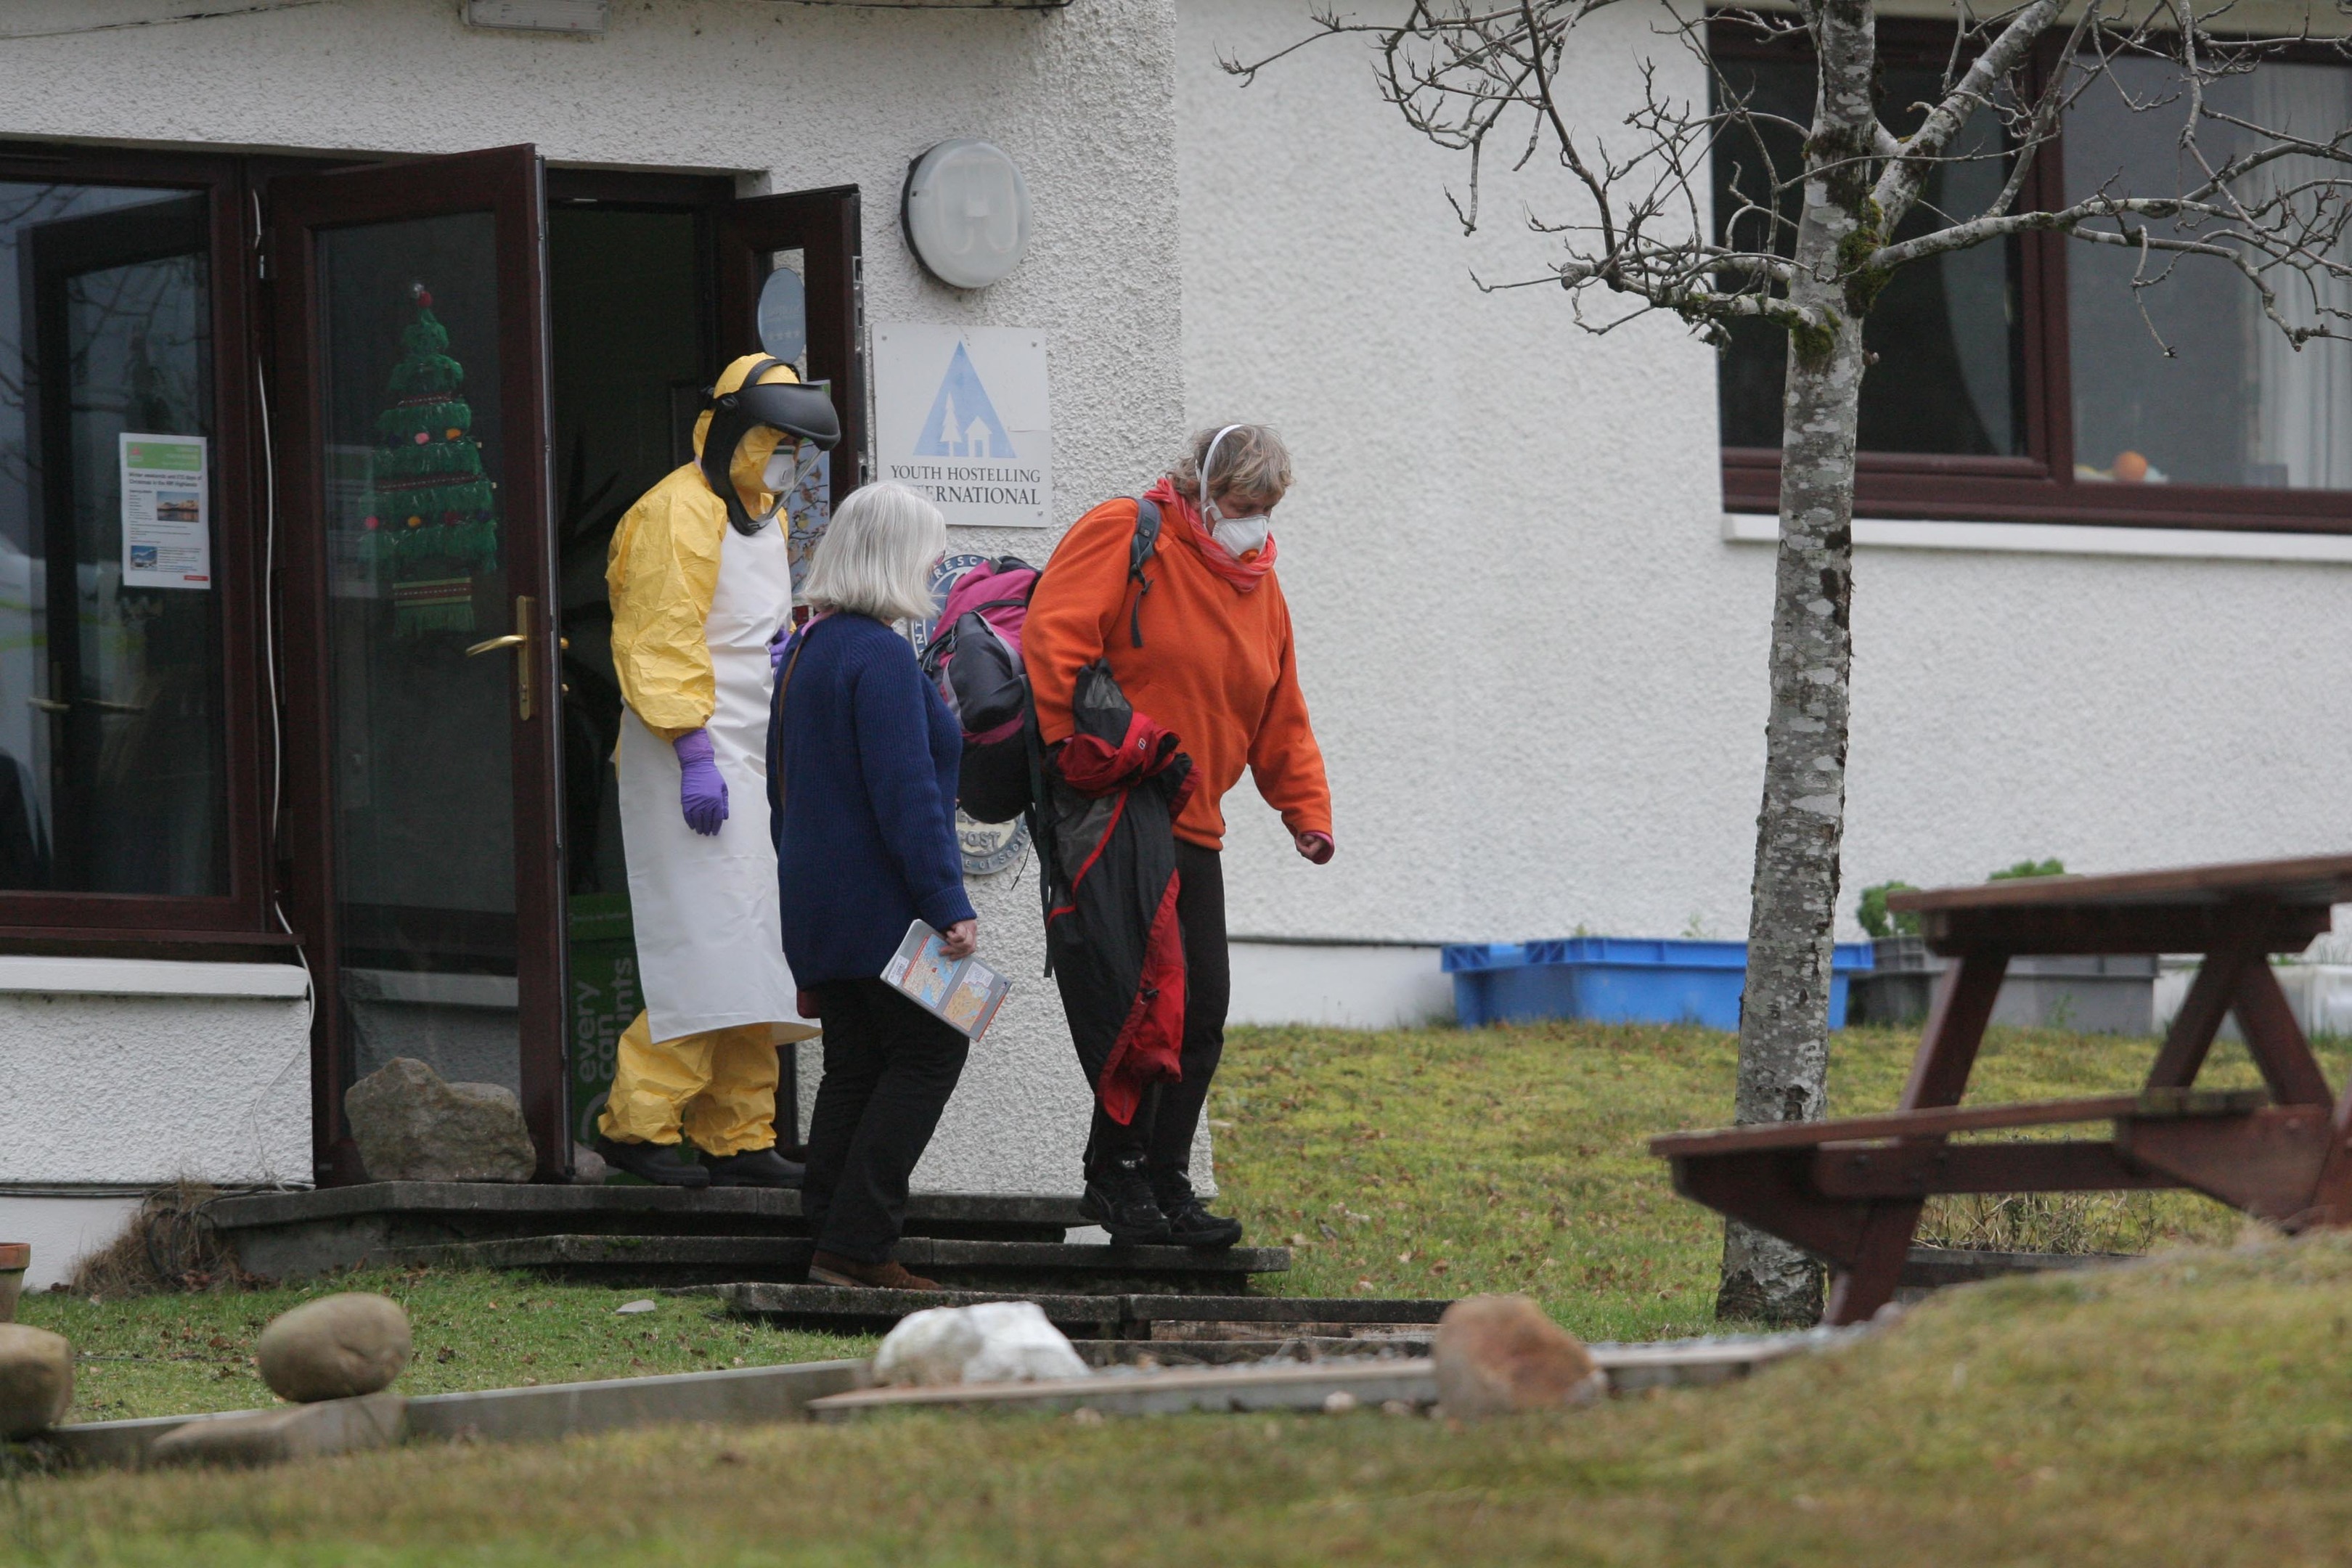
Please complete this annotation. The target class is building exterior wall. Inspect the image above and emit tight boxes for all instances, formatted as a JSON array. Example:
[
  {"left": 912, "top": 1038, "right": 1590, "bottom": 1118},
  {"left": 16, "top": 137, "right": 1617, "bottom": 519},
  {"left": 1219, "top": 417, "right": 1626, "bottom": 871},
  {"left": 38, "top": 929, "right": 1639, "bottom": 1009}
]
[
  {"left": 1179, "top": 0, "right": 2352, "bottom": 957},
  {"left": 0, "top": 0, "right": 1185, "bottom": 1226},
  {"left": 0, "top": 960, "right": 311, "bottom": 1286}
]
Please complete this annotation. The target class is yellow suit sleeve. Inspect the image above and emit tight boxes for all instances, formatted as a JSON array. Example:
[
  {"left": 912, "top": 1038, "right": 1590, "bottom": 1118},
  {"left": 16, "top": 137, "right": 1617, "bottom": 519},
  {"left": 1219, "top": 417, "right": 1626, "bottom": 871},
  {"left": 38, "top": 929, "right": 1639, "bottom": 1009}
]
[{"left": 607, "top": 466, "right": 725, "bottom": 742}]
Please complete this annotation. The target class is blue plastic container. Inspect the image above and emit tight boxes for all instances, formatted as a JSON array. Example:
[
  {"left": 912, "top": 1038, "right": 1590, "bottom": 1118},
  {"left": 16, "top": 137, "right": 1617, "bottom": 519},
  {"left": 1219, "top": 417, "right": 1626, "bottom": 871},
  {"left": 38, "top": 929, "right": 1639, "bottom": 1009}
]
[{"left": 1441, "top": 937, "right": 1876, "bottom": 1030}]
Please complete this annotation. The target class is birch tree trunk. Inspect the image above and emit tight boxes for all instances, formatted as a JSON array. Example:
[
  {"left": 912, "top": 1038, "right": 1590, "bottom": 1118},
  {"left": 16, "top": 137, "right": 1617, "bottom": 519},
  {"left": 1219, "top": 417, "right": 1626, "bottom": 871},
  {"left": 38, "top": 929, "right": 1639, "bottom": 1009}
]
[{"left": 1715, "top": 0, "right": 1875, "bottom": 1326}]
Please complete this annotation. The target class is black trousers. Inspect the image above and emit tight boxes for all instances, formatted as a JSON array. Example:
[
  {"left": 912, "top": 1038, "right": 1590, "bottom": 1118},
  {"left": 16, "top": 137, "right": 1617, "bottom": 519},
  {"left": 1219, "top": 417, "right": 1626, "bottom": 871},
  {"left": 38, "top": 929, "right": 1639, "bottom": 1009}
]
[
  {"left": 1087, "top": 840, "right": 1229, "bottom": 1182},
  {"left": 801, "top": 979, "right": 970, "bottom": 1265}
]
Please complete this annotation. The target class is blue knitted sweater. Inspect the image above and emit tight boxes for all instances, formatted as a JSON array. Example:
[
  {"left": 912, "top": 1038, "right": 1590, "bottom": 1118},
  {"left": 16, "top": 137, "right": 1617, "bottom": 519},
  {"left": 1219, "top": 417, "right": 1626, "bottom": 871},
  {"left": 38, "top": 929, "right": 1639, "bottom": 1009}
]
[{"left": 771, "top": 613, "right": 976, "bottom": 985}]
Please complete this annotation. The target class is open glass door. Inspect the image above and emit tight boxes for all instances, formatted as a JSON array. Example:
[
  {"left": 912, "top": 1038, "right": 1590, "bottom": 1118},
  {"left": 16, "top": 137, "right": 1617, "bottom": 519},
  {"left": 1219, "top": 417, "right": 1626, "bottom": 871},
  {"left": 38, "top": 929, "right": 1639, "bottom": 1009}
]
[
  {"left": 271, "top": 146, "right": 565, "bottom": 1182},
  {"left": 716, "top": 186, "right": 865, "bottom": 522}
]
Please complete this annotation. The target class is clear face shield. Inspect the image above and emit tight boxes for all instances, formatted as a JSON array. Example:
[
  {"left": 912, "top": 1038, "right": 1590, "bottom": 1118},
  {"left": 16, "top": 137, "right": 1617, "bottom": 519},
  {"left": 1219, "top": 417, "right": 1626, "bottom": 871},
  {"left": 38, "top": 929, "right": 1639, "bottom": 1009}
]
[
  {"left": 758, "top": 436, "right": 825, "bottom": 518},
  {"left": 702, "top": 367, "right": 841, "bottom": 536}
]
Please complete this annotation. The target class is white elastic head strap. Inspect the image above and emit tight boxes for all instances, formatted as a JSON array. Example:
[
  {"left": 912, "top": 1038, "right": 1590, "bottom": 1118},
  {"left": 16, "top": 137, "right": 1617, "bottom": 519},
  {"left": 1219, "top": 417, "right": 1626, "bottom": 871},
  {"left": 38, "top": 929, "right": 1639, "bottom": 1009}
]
[{"left": 1200, "top": 423, "right": 1245, "bottom": 523}]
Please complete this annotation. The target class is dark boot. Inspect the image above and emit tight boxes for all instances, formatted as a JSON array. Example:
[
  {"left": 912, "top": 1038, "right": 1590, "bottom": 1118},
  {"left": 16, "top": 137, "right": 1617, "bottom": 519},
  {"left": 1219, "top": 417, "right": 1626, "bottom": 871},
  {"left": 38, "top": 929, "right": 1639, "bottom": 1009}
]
[
  {"left": 1152, "top": 1168, "right": 1244, "bottom": 1249},
  {"left": 1080, "top": 1153, "right": 1172, "bottom": 1246},
  {"left": 704, "top": 1146, "right": 804, "bottom": 1189},
  {"left": 593, "top": 1135, "right": 711, "bottom": 1188}
]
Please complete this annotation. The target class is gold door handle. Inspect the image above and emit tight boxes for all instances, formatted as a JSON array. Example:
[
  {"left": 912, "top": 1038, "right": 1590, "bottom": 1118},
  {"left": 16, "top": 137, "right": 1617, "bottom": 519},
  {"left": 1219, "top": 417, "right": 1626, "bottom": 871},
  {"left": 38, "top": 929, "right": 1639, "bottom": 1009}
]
[
  {"left": 465, "top": 597, "right": 537, "bottom": 719},
  {"left": 25, "top": 696, "right": 68, "bottom": 714}
]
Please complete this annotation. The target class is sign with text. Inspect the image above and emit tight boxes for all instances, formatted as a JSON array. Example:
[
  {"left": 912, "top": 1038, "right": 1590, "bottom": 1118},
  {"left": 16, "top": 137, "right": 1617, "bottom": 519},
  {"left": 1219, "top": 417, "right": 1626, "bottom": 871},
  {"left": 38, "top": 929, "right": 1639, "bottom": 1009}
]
[
  {"left": 873, "top": 323, "right": 1051, "bottom": 528},
  {"left": 119, "top": 434, "right": 211, "bottom": 589}
]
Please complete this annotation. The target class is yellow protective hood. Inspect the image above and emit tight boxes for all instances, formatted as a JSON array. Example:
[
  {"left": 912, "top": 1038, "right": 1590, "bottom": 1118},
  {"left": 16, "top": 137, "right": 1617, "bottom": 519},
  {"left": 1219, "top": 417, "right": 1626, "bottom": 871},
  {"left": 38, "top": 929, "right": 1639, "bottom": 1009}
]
[{"left": 694, "top": 353, "right": 801, "bottom": 517}]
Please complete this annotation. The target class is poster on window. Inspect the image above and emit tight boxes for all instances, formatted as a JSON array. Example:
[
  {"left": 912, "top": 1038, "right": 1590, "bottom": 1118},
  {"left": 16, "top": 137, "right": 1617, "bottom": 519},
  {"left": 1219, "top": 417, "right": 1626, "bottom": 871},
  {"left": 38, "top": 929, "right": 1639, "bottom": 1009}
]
[
  {"left": 873, "top": 323, "right": 1051, "bottom": 528},
  {"left": 119, "top": 434, "right": 211, "bottom": 589}
]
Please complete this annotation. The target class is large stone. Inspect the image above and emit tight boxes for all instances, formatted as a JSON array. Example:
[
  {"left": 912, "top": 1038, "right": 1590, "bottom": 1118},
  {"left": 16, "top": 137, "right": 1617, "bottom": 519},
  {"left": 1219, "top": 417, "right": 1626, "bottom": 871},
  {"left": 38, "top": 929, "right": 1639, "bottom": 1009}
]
[
  {"left": 147, "top": 1391, "right": 406, "bottom": 1469},
  {"left": 256, "top": 1293, "right": 412, "bottom": 1403},
  {"left": 346, "top": 1057, "right": 535, "bottom": 1183},
  {"left": 1432, "top": 1294, "right": 1604, "bottom": 1418},
  {"left": 0, "top": 1323, "right": 73, "bottom": 1437}
]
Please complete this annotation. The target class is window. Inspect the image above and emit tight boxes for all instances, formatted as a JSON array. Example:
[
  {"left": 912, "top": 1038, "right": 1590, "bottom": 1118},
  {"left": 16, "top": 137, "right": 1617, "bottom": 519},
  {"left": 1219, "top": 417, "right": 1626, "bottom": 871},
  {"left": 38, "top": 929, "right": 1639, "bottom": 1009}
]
[
  {"left": 0, "top": 153, "right": 267, "bottom": 936},
  {"left": 2065, "top": 57, "right": 2352, "bottom": 492},
  {"left": 1713, "top": 25, "right": 2352, "bottom": 531}
]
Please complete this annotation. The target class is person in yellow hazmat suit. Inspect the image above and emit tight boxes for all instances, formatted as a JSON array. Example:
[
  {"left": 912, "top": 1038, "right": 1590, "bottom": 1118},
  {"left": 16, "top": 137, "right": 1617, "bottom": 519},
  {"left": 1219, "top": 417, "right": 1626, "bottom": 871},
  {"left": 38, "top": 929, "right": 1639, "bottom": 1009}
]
[{"left": 593, "top": 355, "right": 840, "bottom": 1188}]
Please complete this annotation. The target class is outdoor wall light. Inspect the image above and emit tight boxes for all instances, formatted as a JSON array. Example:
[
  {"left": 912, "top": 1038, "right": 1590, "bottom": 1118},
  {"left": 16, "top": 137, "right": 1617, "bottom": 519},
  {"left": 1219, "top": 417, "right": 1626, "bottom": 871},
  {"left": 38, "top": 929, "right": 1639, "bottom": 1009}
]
[{"left": 901, "top": 139, "right": 1032, "bottom": 290}]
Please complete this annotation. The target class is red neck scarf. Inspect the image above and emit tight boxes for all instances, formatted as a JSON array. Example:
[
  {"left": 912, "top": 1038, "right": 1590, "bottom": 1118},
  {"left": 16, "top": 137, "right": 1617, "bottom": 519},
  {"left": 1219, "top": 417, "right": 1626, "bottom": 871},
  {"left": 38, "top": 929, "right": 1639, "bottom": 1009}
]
[{"left": 1143, "top": 476, "right": 1277, "bottom": 593}]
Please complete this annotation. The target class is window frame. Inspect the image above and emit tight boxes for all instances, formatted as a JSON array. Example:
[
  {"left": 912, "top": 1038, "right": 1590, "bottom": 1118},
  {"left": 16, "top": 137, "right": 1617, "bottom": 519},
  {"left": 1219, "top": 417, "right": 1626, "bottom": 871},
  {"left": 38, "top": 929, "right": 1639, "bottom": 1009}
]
[
  {"left": 0, "top": 142, "right": 285, "bottom": 948},
  {"left": 1712, "top": 23, "right": 2352, "bottom": 534}
]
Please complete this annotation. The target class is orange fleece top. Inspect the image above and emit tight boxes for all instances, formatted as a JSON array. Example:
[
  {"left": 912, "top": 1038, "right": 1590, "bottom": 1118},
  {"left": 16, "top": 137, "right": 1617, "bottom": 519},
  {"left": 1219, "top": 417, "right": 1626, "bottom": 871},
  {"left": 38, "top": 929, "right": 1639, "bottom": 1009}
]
[{"left": 1026, "top": 497, "right": 1332, "bottom": 851}]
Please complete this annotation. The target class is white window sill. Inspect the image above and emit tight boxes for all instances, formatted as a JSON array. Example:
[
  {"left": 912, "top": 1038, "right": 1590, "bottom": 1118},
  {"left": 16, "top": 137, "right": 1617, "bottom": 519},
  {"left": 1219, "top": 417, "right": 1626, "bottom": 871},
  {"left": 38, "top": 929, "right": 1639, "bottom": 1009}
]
[
  {"left": 0, "top": 956, "right": 310, "bottom": 1000},
  {"left": 1723, "top": 513, "right": 2352, "bottom": 565}
]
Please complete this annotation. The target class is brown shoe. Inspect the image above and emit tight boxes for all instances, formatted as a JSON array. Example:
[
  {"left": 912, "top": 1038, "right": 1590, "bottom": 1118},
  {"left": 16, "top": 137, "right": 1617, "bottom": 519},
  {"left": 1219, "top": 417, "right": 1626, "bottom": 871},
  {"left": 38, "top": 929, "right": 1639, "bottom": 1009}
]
[{"left": 808, "top": 1250, "right": 942, "bottom": 1291}]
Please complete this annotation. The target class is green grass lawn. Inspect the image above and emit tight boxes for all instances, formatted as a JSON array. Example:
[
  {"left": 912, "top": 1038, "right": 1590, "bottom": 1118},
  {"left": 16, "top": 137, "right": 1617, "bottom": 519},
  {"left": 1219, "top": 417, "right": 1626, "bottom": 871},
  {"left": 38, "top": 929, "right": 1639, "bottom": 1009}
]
[
  {"left": 20, "top": 1273, "right": 873, "bottom": 1426},
  {"left": 8, "top": 1017, "right": 2346, "bottom": 1564},
  {"left": 12, "top": 1230, "right": 2352, "bottom": 1565},
  {"left": 23, "top": 1018, "right": 2337, "bottom": 1420},
  {"left": 1208, "top": 1019, "right": 2342, "bottom": 1338}
]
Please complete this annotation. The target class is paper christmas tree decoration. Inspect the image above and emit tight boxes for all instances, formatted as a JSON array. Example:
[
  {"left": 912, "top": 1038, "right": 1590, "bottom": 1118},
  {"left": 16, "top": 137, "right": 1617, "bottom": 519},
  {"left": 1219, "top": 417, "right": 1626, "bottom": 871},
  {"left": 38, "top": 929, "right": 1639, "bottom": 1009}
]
[{"left": 356, "top": 285, "right": 499, "bottom": 635}]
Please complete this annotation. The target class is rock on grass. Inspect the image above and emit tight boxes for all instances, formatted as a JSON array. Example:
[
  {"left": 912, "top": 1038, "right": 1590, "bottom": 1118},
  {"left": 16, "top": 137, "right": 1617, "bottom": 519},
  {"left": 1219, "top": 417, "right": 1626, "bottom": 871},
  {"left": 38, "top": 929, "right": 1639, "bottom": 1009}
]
[
  {"left": 1433, "top": 1294, "right": 1604, "bottom": 1418},
  {"left": 256, "top": 1293, "right": 412, "bottom": 1403},
  {"left": 0, "top": 1323, "right": 73, "bottom": 1437}
]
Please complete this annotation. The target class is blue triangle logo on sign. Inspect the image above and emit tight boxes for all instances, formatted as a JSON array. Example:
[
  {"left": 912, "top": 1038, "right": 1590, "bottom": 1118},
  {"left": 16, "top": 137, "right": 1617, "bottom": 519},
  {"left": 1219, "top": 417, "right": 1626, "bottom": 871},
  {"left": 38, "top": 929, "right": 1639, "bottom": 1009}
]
[{"left": 912, "top": 340, "right": 1017, "bottom": 460}]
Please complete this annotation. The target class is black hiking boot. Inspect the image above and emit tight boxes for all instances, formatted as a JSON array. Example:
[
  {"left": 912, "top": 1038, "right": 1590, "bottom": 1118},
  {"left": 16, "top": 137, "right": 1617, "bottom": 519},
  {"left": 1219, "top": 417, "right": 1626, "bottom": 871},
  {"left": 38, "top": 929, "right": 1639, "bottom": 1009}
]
[
  {"left": 593, "top": 1135, "right": 711, "bottom": 1188},
  {"left": 704, "top": 1146, "right": 804, "bottom": 1189},
  {"left": 1081, "top": 1154, "right": 1172, "bottom": 1246},
  {"left": 1152, "top": 1169, "right": 1244, "bottom": 1249}
]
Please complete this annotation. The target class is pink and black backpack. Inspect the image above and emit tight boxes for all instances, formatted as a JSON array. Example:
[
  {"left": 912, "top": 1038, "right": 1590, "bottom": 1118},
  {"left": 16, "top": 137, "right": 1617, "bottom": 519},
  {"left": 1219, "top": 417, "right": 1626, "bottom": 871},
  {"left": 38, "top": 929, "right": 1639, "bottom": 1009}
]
[{"left": 918, "top": 499, "right": 1164, "bottom": 824}]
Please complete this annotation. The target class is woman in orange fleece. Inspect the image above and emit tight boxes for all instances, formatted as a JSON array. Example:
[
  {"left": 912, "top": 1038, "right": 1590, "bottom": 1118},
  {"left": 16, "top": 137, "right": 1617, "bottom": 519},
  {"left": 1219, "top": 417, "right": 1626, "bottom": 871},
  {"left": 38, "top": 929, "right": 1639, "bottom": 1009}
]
[{"left": 1024, "top": 425, "right": 1333, "bottom": 1246}]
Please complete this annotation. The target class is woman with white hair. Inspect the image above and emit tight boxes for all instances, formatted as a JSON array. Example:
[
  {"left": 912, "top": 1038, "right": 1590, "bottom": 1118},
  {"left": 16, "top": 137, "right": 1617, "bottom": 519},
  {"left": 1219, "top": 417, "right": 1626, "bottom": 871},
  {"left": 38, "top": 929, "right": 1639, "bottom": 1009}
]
[{"left": 770, "top": 481, "right": 976, "bottom": 1291}]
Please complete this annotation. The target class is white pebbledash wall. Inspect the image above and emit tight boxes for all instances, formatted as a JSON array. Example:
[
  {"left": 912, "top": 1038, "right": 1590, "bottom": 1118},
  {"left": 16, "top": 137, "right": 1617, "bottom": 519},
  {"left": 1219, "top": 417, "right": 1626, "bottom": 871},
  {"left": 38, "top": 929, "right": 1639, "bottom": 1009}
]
[
  {"left": 0, "top": 960, "right": 312, "bottom": 1286},
  {"left": 0, "top": 0, "right": 1186, "bottom": 1280},
  {"left": 1179, "top": 1, "right": 2352, "bottom": 980}
]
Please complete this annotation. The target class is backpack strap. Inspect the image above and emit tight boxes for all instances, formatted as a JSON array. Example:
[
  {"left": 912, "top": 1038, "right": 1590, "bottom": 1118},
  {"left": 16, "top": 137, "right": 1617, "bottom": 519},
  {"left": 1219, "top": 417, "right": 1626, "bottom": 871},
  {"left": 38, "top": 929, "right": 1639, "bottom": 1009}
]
[
  {"left": 1127, "top": 497, "right": 1162, "bottom": 649},
  {"left": 770, "top": 628, "right": 810, "bottom": 818}
]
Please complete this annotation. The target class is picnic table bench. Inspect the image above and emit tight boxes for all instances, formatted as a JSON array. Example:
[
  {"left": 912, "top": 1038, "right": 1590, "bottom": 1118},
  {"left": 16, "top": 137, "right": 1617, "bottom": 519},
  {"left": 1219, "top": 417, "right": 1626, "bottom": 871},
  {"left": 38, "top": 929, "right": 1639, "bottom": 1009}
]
[{"left": 1651, "top": 854, "right": 2352, "bottom": 1325}]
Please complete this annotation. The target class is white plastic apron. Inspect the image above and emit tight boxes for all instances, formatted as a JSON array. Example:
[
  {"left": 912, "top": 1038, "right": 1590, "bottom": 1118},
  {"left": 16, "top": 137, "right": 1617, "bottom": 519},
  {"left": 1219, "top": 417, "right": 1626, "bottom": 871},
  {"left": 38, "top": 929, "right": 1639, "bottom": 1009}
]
[{"left": 617, "top": 513, "right": 808, "bottom": 1043}]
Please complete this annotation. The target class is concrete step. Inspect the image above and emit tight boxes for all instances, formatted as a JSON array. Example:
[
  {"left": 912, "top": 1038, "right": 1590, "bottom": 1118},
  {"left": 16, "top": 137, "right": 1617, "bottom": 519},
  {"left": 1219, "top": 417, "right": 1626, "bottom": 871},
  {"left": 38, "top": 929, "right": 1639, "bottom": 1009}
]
[
  {"left": 375, "top": 1234, "right": 1291, "bottom": 1293},
  {"left": 712, "top": 1282, "right": 1447, "bottom": 1334},
  {"left": 1078, "top": 1336, "right": 1432, "bottom": 1368},
  {"left": 1898, "top": 1246, "right": 2128, "bottom": 1294},
  {"left": 206, "top": 1183, "right": 1090, "bottom": 1281},
  {"left": 38, "top": 1360, "right": 871, "bottom": 1469},
  {"left": 807, "top": 1359, "right": 1441, "bottom": 1421}
]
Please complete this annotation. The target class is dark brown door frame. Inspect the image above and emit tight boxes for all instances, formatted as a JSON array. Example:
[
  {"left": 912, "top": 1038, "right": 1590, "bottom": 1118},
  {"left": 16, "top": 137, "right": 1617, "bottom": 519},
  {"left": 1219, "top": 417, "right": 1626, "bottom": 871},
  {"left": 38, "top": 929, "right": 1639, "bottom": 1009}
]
[
  {"left": 267, "top": 144, "right": 565, "bottom": 1185},
  {"left": 716, "top": 186, "right": 867, "bottom": 504}
]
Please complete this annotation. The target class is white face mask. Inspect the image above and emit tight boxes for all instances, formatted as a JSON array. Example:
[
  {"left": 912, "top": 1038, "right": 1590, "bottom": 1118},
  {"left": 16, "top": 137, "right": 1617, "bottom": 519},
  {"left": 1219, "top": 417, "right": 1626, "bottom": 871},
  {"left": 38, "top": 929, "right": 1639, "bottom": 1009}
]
[{"left": 1211, "top": 510, "right": 1270, "bottom": 558}]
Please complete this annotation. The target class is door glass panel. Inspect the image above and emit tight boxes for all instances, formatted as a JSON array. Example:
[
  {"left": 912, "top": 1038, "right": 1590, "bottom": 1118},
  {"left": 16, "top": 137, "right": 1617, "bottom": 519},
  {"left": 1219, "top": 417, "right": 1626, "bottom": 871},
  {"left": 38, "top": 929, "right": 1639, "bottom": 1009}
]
[
  {"left": 318, "top": 213, "right": 520, "bottom": 1092},
  {"left": 761, "top": 248, "right": 829, "bottom": 597},
  {"left": 0, "top": 183, "right": 226, "bottom": 894},
  {"left": 757, "top": 250, "right": 807, "bottom": 374}
]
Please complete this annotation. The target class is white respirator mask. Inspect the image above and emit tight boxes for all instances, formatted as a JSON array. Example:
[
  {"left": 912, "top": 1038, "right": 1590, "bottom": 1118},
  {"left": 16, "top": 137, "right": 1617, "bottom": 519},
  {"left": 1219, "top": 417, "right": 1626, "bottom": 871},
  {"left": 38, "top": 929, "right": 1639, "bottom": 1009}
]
[
  {"left": 762, "top": 438, "right": 822, "bottom": 499},
  {"left": 1212, "top": 511, "right": 1270, "bottom": 558},
  {"left": 1199, "top": 423, "right": 1270, "bottom": 559}
]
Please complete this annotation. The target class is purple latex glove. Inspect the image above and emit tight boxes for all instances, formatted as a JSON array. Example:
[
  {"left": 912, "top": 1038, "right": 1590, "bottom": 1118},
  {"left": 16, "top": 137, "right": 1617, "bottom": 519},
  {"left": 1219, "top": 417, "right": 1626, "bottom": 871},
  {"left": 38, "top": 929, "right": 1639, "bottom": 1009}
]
[
  {"left": 769, "top": 622, "right": 793, "bottom": 671},
  {"left": 674, "top": 728, "right": 729, "bottom": 836}
]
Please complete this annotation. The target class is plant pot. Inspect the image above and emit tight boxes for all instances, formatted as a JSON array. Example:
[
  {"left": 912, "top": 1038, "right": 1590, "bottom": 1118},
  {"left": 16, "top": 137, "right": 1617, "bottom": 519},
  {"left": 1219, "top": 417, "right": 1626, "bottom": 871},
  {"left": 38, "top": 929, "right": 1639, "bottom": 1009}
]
[{"left": 0, "top": 1243, "right": 27, "bottom": 1323}]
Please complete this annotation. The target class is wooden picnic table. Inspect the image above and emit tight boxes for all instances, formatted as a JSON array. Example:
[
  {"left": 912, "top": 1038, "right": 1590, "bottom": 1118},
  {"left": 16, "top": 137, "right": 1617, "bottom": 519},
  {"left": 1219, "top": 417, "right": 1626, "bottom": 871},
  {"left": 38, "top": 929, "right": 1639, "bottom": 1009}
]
[{"left": 1651, "top": 854, "right": 2352, "bottom": 1326}]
